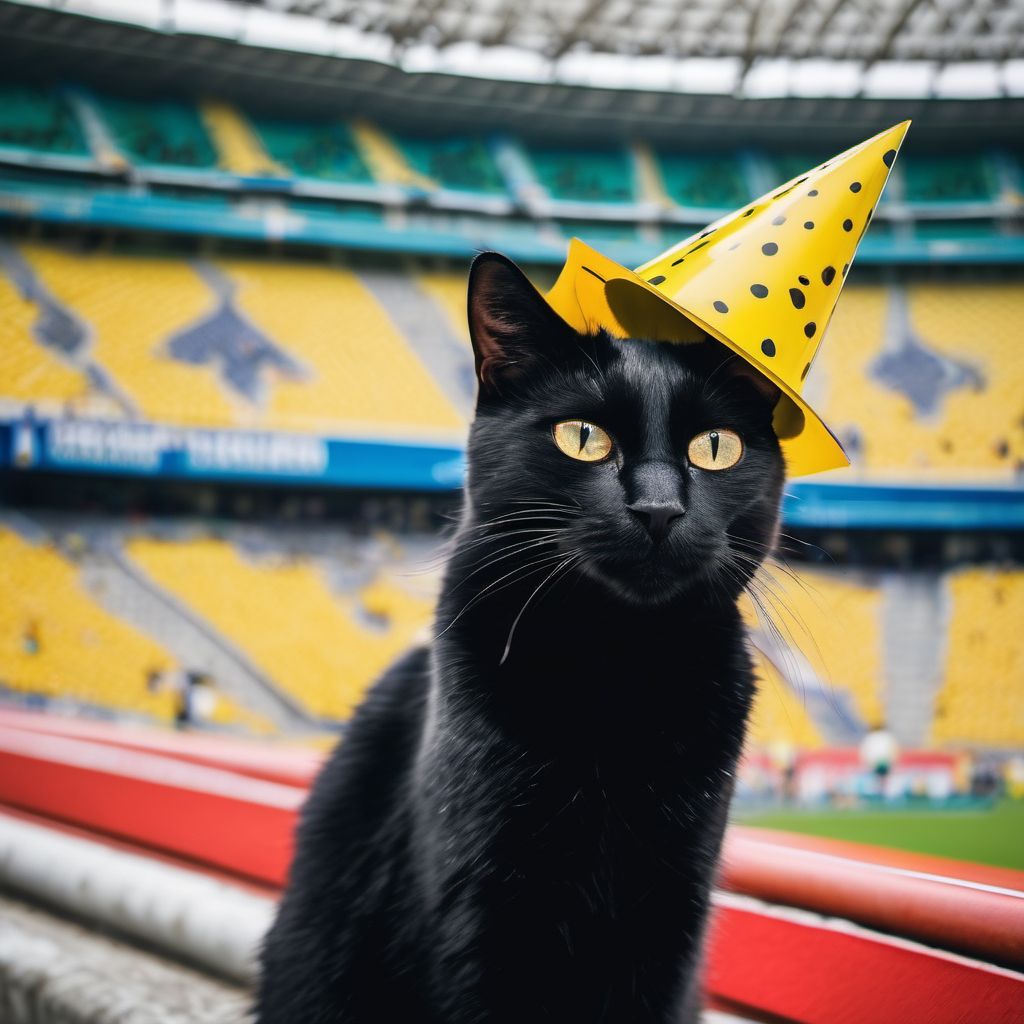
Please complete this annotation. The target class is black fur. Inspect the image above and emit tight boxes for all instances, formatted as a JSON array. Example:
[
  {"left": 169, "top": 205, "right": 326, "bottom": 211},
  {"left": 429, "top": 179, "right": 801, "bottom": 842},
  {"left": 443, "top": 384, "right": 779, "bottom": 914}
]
[{"left": 257, "top": 253, "right": 786, "bottom": 1023}]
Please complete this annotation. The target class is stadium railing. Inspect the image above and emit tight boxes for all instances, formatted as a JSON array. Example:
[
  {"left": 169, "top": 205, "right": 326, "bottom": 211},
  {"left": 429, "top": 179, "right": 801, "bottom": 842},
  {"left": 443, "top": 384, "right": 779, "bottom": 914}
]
[{"left": 0, "top": 708, "right": 1020, "bottom": 1023}]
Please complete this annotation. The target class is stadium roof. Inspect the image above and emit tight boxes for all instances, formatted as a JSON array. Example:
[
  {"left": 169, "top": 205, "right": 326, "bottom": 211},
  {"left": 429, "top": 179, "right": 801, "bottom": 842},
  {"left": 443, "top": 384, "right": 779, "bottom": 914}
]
[{"left": 2, "top": 0, "right": 1023, "bottom": 144}]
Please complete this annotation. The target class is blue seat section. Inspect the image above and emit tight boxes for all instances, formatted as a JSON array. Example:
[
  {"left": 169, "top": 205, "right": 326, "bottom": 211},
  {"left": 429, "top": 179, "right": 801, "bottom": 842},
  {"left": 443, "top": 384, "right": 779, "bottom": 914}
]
[
  {"left": 96, "top": 94, "right": 217, "bottom": 170},
  {"left": 0, "top": 84, "right": 89, "bottom": 157},
  {"left": 527, "top": 145, "right": 636, "bottom": 203},
  {"left": 393, "top": 134, "right": 506, "bottom": 195},
  {"left": 656, "top": 151, "right": 749, "bottom": 209},
  {"left": 249, "top": 117, "right": 374, "bottom": 184}
]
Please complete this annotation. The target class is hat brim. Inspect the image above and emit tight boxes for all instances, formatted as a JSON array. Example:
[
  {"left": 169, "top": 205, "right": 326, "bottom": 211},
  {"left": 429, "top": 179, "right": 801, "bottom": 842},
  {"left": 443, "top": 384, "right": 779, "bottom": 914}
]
[{"left": 545, "top": 238, "right": 849, "bottom": 478}]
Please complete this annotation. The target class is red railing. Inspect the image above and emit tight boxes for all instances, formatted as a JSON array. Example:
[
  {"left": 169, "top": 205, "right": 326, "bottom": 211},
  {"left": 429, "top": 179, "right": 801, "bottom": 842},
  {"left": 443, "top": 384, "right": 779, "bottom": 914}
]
[{"left": 0, "top": 709, "right": 1021, "bottom": 1024}]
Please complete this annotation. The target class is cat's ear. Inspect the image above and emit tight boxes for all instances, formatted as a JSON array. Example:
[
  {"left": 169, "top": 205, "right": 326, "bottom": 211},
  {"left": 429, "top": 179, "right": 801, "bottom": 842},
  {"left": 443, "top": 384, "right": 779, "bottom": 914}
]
[
  {"left": 467, "top": 252, "right": 575, "bottom": 395},
  {"left": 720, "top": 352, "right": 782, "bottom": 410}
]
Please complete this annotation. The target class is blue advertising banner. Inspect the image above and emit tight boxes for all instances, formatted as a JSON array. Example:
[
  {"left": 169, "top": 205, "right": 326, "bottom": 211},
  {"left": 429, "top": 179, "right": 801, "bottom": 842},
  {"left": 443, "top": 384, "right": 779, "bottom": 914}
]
[
  {"left": 3, "top": 418, "right": 1022, "bottom": 527},
  {"left": 1, "top": 418, "right": 466, "bottom": 491}
]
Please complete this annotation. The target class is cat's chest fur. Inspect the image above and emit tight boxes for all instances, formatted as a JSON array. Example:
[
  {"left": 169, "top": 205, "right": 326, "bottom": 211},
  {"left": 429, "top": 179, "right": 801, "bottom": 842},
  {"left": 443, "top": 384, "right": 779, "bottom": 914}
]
[{"left": 421, "top": 595, "right": 752, "bottom": 978}]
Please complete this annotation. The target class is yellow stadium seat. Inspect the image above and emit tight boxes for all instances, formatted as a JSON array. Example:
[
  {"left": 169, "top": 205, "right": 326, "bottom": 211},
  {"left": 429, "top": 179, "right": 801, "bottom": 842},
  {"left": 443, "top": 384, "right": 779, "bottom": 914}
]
[
  {"left": 22, "top": 245, "right": 237, "bottom": 428},
  {"left": 127, "top": 537, "right": 435, "bottom": 720},
  {"left": 220, "top": 259, "right": 464, "bottom": 435},
  {"left": 0, "top": 269, "right": 90, "bottom": 408},
  {"left": 0, "top": 528, "right": 177, "bottom": 720},
  {"left": 743, "top": 566, "right": 884, "bottom": 728},
  {"left": 931, "top": 569, "right": 1024, "bottom": 748}
]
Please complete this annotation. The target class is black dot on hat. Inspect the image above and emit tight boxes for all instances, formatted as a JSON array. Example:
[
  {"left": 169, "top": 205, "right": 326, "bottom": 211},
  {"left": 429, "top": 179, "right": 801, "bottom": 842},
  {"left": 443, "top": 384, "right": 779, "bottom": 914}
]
[
  {"left": 801, "top": 362, "right": 811, "bottom": 381},
  {"left": 671, "top": 257, "right": 685, "bottom": 266},
  {"left": 750, "top": 283, "right": 769, "bottom": 298},
  {"left": 822, "top": 265, "right": 836, "bottom": 285},
  {"left": 688, "top": 240, "right": 710, "bottom": 255},
  {"left": 761, "top": 338, "right": 776, "bottom": 357},
  {"left": 804, "top": 322, "right": 817, "bottom": 338},
  {"left": 762, "top": 241, "right": 778, "bottom": 256},
  {"left": 804, "top": 221, "right": 814, "bottom": 230},
  {"left": 850, "top": 181, "right": 862, "bottom": 193},
  {"left": 713, "top": 300, "right": 729, "bottom": 314},
  {"left": 789, "top": 288, "right": 806, "bottom": 309},
  {"left": 807, "top": 189, "right": 819, "bottom": 197},
  {"left": 842, "top": 263, "right": 850, "bottom": 277},
  {"left": 843, "top": 218, "right": 853, "bottom": 232},
  {"left": 772, "top": 215, "right": 786, "bottom": 226},
  {"left": 699, "top": 228, "right": 716, "bottom": 238},
  {"left": 648, "top": 275, "right": 666, "bottom": 285},
  {"left": 798, "top": 275, "right": 810, "bottom": 286},
  {"left": 883, "top": 149, "right": 897, "bottom": 167},
  {"left": 742, "top": 208, "right": 755, "bottom": 217}
]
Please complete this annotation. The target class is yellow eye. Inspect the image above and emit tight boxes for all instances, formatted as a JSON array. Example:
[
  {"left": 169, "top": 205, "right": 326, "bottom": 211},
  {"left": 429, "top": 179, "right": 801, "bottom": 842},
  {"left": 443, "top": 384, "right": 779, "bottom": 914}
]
[
  {"left": 688, "top": 429, "right": 743, "bottom": 471},
  {"left": 552, "top": 420, "right": 613, "bottom": 463}
]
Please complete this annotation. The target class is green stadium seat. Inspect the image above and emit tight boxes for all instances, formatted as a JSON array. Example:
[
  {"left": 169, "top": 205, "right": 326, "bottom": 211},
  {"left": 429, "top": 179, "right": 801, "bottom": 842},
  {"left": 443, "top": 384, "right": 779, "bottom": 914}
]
[
  {"left": 0, "top": 84, "right": 89, "bottom": 158},
  {"left": 96, "top": 94, "right": 217, "bottom": 170},
  {"left": 392, "top": 133, "right": 506, "bottom": 195},
  {"left": 250, "top": 117, "right": 374, "bottom": 184},
  {"left": 656, "top": 151, "right": 748, "bottom": 209},
  {"left": 527, "top": 145, "right": 636, "bottom": 203},
  {"left": 902, "top": 155, "right": 999, "bottom": 204}
]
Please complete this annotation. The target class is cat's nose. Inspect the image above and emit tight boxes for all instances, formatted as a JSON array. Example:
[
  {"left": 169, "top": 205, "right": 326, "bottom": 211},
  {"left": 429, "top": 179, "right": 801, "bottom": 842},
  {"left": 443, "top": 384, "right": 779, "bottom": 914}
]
[{"left": 627, "top": 502, "right": 685, "bottom": 543}]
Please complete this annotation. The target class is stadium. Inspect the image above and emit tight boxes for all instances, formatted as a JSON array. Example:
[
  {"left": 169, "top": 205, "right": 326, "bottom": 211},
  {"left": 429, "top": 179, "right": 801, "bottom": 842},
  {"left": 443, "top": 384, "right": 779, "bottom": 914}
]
[{"left": 0, "top": 0, "right": 1022, "bottom": 1020}]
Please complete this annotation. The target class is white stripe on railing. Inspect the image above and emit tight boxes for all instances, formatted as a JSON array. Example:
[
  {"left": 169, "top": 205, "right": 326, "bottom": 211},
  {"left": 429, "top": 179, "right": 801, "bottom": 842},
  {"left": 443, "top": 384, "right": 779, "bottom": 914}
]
[{"left": 0, "top": 811, "right": 275, "bottom": 983}]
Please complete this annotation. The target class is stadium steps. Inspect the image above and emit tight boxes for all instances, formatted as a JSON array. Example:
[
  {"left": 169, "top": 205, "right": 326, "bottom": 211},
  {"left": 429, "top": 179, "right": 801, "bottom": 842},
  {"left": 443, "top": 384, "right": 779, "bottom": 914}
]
[
  {"left": 357, "top": 268, "right": 476, "bottom": 419},
  {"left": 748, "top": 627, "right": 865, "bottom": 746},
  {"left": 0, "top": 893, "right": 250, "bottom": 1024},
  {"left": 882, "top": 572, "right": 948, "bottom": 747},
  {"left": 70, "top": 527, "right": 315, "bottom": 733}
]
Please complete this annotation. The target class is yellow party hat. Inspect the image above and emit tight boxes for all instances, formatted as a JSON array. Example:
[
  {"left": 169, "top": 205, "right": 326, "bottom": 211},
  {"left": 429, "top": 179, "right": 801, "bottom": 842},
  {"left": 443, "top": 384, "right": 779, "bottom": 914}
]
[{"left": 545, "top": 121, "right": 910, "bottom": 477}]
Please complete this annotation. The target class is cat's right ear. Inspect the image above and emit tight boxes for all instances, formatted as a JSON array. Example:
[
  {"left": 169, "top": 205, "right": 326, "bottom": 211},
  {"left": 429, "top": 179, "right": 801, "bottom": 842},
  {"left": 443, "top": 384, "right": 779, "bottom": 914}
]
[{"left": 467, "top": 252, "right": 574, "bottom": 396}]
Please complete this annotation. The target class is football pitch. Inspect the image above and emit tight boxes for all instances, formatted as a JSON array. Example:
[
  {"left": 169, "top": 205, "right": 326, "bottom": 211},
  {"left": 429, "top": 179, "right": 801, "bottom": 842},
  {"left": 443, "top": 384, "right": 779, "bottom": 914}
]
[{"left": 739, "top": 800, "right": 1024, "bottom": 872}]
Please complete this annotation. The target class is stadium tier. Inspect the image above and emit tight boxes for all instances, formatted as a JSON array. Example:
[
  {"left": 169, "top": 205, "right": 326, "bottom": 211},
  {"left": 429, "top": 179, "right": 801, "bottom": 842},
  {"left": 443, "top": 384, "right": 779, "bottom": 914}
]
[
  {"left": 0, "top": 525, "right": 264, "bottom": 731},
  {"left": 0, "top": 82, "right": 1021, "bottom": 266},
  {"left": 0, "top": 512, "right": 1017, "bottom": 749},
  {"left": 2, "top": 242, "right": 465, "bottom": 437},
  {"left": 126, "top": 535, "right": 434, "bottom": 721},
  {"left": 1, "top": 239, "right": 1021, "bottom": 488},
  {"left": 930, "top": 569, "right": 1024, "bottom": 749}
]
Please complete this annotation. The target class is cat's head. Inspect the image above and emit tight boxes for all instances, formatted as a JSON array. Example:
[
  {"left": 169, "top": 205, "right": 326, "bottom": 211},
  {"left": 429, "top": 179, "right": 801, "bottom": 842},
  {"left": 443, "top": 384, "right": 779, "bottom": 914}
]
[{"left": 465, "top": 253, "right": 786, "bottom": 607}]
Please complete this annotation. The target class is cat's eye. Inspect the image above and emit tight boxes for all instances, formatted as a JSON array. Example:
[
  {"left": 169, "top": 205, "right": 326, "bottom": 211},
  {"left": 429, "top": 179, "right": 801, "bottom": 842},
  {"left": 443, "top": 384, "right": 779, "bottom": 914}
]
[
  {"left": 688, "top": 429, "right": 743, "bottom": 471},
  {"left": 552, "top": 420, "right": 613, "bottom": 463}
]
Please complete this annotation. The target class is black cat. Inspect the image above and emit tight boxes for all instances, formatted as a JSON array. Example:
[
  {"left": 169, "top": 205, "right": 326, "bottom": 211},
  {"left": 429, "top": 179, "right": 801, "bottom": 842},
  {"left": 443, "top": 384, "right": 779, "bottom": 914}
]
[{"left": 256, "top": 253, "right": 785, "bottom": 1023}]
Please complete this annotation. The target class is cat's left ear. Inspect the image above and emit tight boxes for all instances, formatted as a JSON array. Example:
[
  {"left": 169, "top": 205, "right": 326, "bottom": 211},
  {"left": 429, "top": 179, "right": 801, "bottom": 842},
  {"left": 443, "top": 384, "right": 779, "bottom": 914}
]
[{"left": 467, "top": 252, "right": 576, "bottom": 396}]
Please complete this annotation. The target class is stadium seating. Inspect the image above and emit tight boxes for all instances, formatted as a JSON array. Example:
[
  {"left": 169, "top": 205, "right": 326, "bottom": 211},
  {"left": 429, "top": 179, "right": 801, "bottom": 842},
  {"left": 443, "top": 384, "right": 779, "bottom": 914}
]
[
  {"left": 811, "top": 283, "right": 1024, "bottom": 479},
  {"left": 198, "top": 101, "right": 285, "bottom": 178},
  {"left": 901, "top": 154, "right": 999, "bottom": 204},
  {"left": 249, "top": 115, "right": 375, "bottom": 184},
  {"left": 394, "top": 133, "right": 507, "bottom": 195},
  {"left": 0, "top": 266, "right": 90, "bottom": 408},
  {"left": 0, "top": 83, "right": 89, "bottom": 158},
  {"left": 15, "top": 244, "right": 465, "bottom": 435},
  {"left": 0, "top": 527, "right": 178, "bottom": 720},
  {"left": 526, "top": 144, "right": 636, "bottom": 203},
  {"left": 746, "top": 652, "right": 824, "bottom": 749},
  {"left": 656, "top": 150, "right": 750, "bottom": 209},
  {"left": 749, "top": 567, "right": 885, "bottom": 731},
  {"left": 22, "top": 244, "right": 239, "bottom": 428},
  {"left": 219, "top": 259, "right": 465, "bottom": 433},
  {"left": 930, "top": 569, "right": 1024, "bottom": 749},
  {"left": 416, "top": 271, "right": 471, "bottom": 345},
  {"left": 95, "top": 93, "right": 217, "bottom": 169},
  {"left": 127, "top": 536, "right": 434, "bottom": 720}
]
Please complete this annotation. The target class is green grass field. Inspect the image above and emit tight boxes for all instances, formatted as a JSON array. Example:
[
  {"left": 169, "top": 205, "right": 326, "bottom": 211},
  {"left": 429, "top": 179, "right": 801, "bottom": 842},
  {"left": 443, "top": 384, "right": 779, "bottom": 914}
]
[{"left": 738, "top": 800, "right": 1024, "bottom": 872}]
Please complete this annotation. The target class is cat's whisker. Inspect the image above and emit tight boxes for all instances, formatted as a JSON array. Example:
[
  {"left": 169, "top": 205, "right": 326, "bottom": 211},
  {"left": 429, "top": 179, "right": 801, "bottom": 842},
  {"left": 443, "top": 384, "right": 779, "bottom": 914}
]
[
  {"left": 433, "top": 551, "right": 570, "bottom": 640},
  {"left": 498, "top": 553, "right": 582, "bottom": 666}
]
